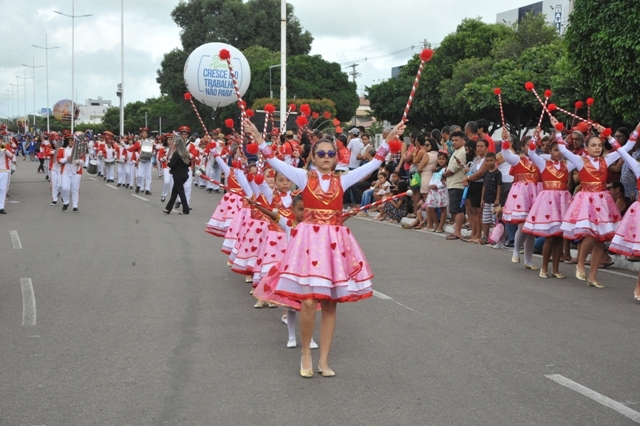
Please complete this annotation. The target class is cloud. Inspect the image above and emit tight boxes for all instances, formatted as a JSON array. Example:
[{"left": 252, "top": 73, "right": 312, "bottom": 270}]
[{"left": 0, "top": 0, "right": 532, "bottom": 118}]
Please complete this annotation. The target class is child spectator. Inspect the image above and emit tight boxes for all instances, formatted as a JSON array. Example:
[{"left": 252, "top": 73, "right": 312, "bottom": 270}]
[
  {"left": 376, "top": 180, "right": 409, "bottom": 223},
  {"left": 424, "top": 151, "right": 449, "bottom": 232},
  {"left": 480, "top": 152, "right": 502, "bottom": 244},
  {"left": 357, "top": 171, "right": 389, "bottom": 217}
]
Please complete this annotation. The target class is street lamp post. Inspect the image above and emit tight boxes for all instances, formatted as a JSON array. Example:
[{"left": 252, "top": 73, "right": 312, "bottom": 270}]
[
  {"left": 33, "top": 35, "right": 60, "bottom": 133},
  {"left": 23, "top": 57, "right": 45, "bottom": 129},
  {"left": 269, "top": 65, "right": 281, "bottom": 99},
  {"left": 55, "top": 1, "right": 93, "bottom": 134},
  {"left": 16, "top": 71, "right": 33, "bottom": 130},
  {"left": 120, "top": 0, "right": 124, "bottom": 137},
  {"left": 10, "top": 81, "right": 25, "bottom": 133}
]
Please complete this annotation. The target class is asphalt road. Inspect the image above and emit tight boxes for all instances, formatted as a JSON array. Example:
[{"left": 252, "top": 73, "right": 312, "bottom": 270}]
[{"left": 1, "top": 168, "right": 639, "bottom": 426}]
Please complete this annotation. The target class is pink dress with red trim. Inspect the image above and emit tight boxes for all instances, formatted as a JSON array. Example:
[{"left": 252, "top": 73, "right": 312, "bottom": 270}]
[
  {"left": 231, "top": 194, "right": 273, "bottom": 275},
  {"left": 523, "top": 161, "right": 573, "bottom": 237},
  {"left": 610, "top": 177, "right": 640, "bottom": 256},
  {"left": 561, "top": 157, "right": 621, "bottom": 241},
  {"left": 251, "top": 191, "right": 297, "bottom": 287},
  {"left": 503, "top": 157, "right": 541, "bottom": 224},
  {"left": 273, "top": 172, "right": 373, "bottom": 303},
  {"left": 221, "top": 199, "right": 251, "bottom": 256},
  {"left": 206, "top": 170, "right": 243, "bottom": 237}
]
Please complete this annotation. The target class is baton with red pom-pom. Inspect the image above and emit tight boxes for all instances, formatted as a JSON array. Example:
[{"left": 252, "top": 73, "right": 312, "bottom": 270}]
[
  {"left": 343, "top": 192, "right": 409, "bottom": 219},
  {"left": 537, "top": 89, "right": 552, "bottom": 128},
  {"left": 586, "top": 97, "right": 595, "bottom": 134},
  {"left": 525, "top": 82, "right": 556, "bottom": 120},
  {"left": 402, "top": 49, "right": 434, "bottom": 123},
  {"left": 219, "top": 49, "right": 250, "bottom": 143},
  {"left": 572, "top": 101, "right": 584, "bottom": 128},
  {"left": 296, "top": 115, "right": 309, "bottom": 142},
  {"left": 547, "top": 103, "right": 594, "bottom": 125},
  {"left": 493, "top": 88, "right": 506, "bottom": 128},
  {"left": 280, "top": 103, "right": 296, "bottom": 133},
  {"left": 262, "top": 104, "right": 276, "bottom": 140},
  {"left": 184, "top": 92, "right": 210, "bottom": 137}
]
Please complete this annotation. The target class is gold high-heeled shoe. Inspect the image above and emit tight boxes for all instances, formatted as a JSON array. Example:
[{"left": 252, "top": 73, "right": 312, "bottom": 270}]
[
  {"left": 551, "top": 272, "right": 565, "bottom": 279},
  {"left": 587, "top": 279, "right": 605, "bottom": 289},
  {"left": 245, "top": 276, "right": 253, "bottom": 283},
  {"left": 317, "top": 365, "right": 336, "bottom": 377},
  {"left": 525, "top": 264, "right": 540, "bottom": 270},
  {"left": 300, "top": 357, "right": 314, "bottom": 378},
  {"left": 227, "top": 260, "right": 232, "bottom": 267},
  {"left": 512, "top": 256, "right": 521, "bottom": 263},
  {"left": 539, "top": 271, "right": 549, "bottom": 278},
  {"left": 575, "top": 267, "right": 586, "bottom": 281}
]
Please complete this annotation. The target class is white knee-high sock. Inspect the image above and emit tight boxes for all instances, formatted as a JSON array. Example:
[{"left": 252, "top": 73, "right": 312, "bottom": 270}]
[
  {"left": 513, "top": 223, "right": 526, "bottom": 259},
  {"left": 524, "top": 233, "right": 535, "bottom": 265},
  {"left": 286, "top": 310, "right": 297, "bottom": 341}
]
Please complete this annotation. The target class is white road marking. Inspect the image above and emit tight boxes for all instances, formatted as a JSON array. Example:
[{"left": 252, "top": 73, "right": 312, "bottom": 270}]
[
  {"left": 89, "top": 177, "right": 97, "bottom": 181},
  {"left": 373, "top": 290, "right": 393, "bottom": 300},
  {"left": 10, "top": 230, "right": 22, "bottom": 249},
  {"left": 20, "top": 278, "right": 36, "bottom": 326},
  {"left": 131, "top": 194, "right": 149, "bottom": 202},
  {"left": 545, "top": 374, "right": 640, "bottom": 423},
  {"left": 106, "top": 184, "right": 118, "bottom": 189}
]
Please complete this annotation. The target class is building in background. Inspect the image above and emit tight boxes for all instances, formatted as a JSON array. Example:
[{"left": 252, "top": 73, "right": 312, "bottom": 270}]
[
  {"left": 497, "top": 1, "right": 574, "bottom": 34},
  {"left": 76, "top": 97, "right": 112, "bottom": 124}
]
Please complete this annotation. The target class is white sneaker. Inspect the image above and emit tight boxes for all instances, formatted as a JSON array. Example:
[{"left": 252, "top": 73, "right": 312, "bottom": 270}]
[
  {"left": 281, "top": 314, "right": 288, "bottom": 325},
  {"left": 310, "top": 339, "right": 318, "bottom": 349},
  {"left": 287, "top": 338, "right": 297, "bottom": 348}
]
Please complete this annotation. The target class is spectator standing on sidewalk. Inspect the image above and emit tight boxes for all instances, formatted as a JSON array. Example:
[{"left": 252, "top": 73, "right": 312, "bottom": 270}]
[{"left": 443, "top": 130, "right": 467, "bottom": 240}]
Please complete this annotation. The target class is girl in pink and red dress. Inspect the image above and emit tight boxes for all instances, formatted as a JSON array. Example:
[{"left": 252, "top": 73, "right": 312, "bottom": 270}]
[
  {"left": 553, "top": 116, "right": 636, "bottom": 288},
  {"left": 251, "top": 195, "right": 319, "bottom": 349},
  {"left": 608, "top": 123, "right": 640, "bottom": 300},
  {"left": 523, "top": 130, "right": 574, "bottom": 279},
  {"left": 206, "top": 149, "right": 244, "bottom": 238},
  {"left": 245, "top": 118, "right": 403, "bottom": 378},
  {"left": 500, "top": 128, "right": 541, "bottom": 270},
  {"left": 220, "top": 161, "right": 256, "bottom": 260}
]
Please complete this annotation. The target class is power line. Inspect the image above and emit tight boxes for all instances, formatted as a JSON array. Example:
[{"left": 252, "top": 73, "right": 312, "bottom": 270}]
[{"left": 339, "top": 41, "right": 441, "bottom": 67}]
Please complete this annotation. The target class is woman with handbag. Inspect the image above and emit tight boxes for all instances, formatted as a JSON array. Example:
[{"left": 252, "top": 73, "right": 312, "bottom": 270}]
[{"left": 163, "top": 137, "right": 191, "bottom": 215}]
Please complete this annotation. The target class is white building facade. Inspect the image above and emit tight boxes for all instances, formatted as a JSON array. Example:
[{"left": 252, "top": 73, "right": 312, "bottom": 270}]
[
  {"left": 497, "top": 1, "right": 574, "bottom": 34},
  {"left": 76, "top": 97, "right": 112, "bottom": 124}
]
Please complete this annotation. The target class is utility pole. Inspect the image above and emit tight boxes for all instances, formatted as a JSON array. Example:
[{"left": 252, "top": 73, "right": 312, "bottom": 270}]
[
  {"left": 347, "top": 64, "right": 361, "bottom": 127},
  {"left": 33, "top": 35, "right": 61, "bottom": 133}
]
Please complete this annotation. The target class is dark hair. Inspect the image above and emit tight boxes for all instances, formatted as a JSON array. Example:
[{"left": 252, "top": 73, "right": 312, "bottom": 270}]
[
  {"left": 465, "top": 121, "right": 479, "bottom": 134},
  {"left": 415, "top": 134, "right": 426, "bottom": 147},
  {"left": 336, "top": 134, "right": 348, "bottom": 144},
  {"left": 435, "top": 151, "right": 449, "bottom": 172},
  {"left": 397, "top": 180, "right": 408, "bottom": 194},
  {"left": 292, "top": 194, "right": 304, "bottom": 207},
  {"left": 616, "top": 127, "right": 630, "bottom": 140},
  {"left": 358, "top": 126, "right": 365, "bottom": 135},
  {"left": 385, "top": 163, "right": 395, "bottom": 175},
  {"left": 441, "top": 126, "right": 451, "bottom": 136},
  {"left": 312, "top": 138, "right": 337, "bottom": 156},
  {"left": 465, "top": 139, "right": 477, "bottom": 162},
  {"left": 608, "top": 181, "right": 625, "bottom": 192},
  {"left": 425, "top": 137, "right": 437, "bottom": 151},
  {"left": 450, "top": 130, "right": 465, "bottom": 139},
  {"left": 476, "top": 138, "right": 488, "bottom": 149},
  {"left": 476, "top": 119, "right": 489, "bottom": 133},
  {"left": 431, "top": 129, "right": 441, "bottom": 143},
  {"left": 485, "top": 152, "right": 496, "bottom": 159}
]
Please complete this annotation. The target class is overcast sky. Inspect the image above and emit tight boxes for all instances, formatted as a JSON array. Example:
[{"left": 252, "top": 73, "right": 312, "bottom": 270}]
[{"left": 0, "top": 0, "right": 538, "bottom": 119}]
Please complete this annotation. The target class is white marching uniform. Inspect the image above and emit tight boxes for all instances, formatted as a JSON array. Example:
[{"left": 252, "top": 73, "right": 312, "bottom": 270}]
[
  {"left": 103, "top": 145, "right": 116, "bottom": 182},
  {"left": 0, "top": 148, "right": 14, "bottom": 211},
  {"left": 136, "top": 137, "right": 153, "bottom": 192},
  {"left": 116, "top": 145, "right": 127, "bottom": 186},
  {"left": 49, "top": 147, "right": 62, "bottom": 203},
  {"left": 157, "top": 146, "right": 173, "bottom": 199},
  {"left": 125, "top": 148, "right": 137, "bottom": 189},
  {"left": 58, "top": 146, "right": 84, "bottom": 209}
]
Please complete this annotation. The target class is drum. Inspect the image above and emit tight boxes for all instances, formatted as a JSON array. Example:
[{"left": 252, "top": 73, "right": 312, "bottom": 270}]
[
  {"left": 87, "top": 159, "right": 98, "bottom": 175},
  {"left": 103, "top": 158, "right": 115, "bottom": 165},
  {"left": 139, "top": 140, "right": 153, "bottom": 162}
]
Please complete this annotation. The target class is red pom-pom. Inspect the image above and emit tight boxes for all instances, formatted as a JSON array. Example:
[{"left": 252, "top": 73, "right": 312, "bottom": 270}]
[
  {"left": 254, "top": 174, "right": 265, "bottom": 185},
  {"left": 184, "top": 92, "right": 192, "bottom": 101},
  {"left": 323, "top": 111, "right": 332, "bottom": 119},
  {"left": 246, "top": 173, "right": 254, "bottom": 182},
  {"left": 574, "top": 122, "right": 589, "bottom": 134},
  {"left": 238, "top": 100, "right": 246, "bottom": 109},
  {"left": 231, "top": 160, "right": 241, "bottom": 169},
  {"left": 547, "top": 103, "right": 557, "bottom": 112},
  {"left": 528, "top": 142, "right": 537, "bottom": 151},
  {"left": 335, "top": 126, "right": 343, "bottom": 134},
  {"left": 555, "top": 122, "right": 565, "bottom": 131},
  {"left": 419, "top": 49, "right": 434, "bottom": 62},
  {"left": 388, "top": 140, "right": 403, "bottom": 154},
  {"left": 219, "top": 49, "right": 231, "bottom": 60},
  {"left": 300, "top": 104, "right": 311, "bottom": 116},
  {"left": 225, "top": 118, "right": 235, "bottom": 128},
  {"left": 311, "top": 112, "right": 320, "bottom": 119},
  {"left": 586, "top": 97, "right": 595, "bottom": 106},
  {"left": 501, "top": 141, "right": 510, "bottom": 150},
  {"left": 544, "top": 89, "right": 553, "bottom": 98},
  {"left": 493, "top": 88, "right": 502, "bottom": 95},
  {"left": 296, "top": 116, "right": 308, "bottom": 128},
  {"left": 245, "top": 109, "right": 255, "bottom": 118},
  {"left": 246, "top": 143, "right": 259, "bottom": 155},
  {"left": 210, "top": 142, "right": 217, "bottom": 148},
  {"left": 575, "top": 101, "right": 584, "bottom": 110},
  {"left": 264, "top": 104, "right": 276, "bottom": 114},
  {"left": 288, "top": 103, "right": 296, "bottom": 111},
  {"left": 601, "top": 127, "right": 612, "bottom": 138},
  {"left": 525, "top": 82, "right": 535, "bottom": 91}
]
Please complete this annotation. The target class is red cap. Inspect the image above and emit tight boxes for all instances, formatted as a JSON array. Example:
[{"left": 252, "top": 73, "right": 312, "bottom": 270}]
[{"left": 179, "top": 126, "right": 191, "bottom": 134}]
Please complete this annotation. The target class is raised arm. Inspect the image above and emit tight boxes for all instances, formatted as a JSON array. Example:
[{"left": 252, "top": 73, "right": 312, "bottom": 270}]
[
  {"left": 214, "top": 153, "right": 230, "bottom": 176},
  {"left": 612, "top": 139, "right": 640, "bottom": 178},
  {"left": 235, "top": 169, "right": 255, "bottom": 198},
  {"left": 528, "top": 146, "right": 546, "bottom": 171},
  {"left": 603, "top": 130, "right": 638, "bottom": 166},
  {"left": 341, "top": 122, "right": 405, "bottom": 189}
]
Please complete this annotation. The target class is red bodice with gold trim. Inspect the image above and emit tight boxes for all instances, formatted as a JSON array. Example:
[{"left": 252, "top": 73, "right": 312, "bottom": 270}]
[
  {"left": 541, "top": 160, "right": 569, "bottom": 190},
  {"left": 250, "top": 194, "right": 282, "bottom": 232},
  {"left": 302, "top": 172, "right": 343, "bottom": 225},
  {"left": 510, "top": 157, "right": 540, "bottom": 183},
  {"left": 227, "top": 170, "right": 241, "bottom": 192},
  {"left": 579, "top": 157, "right": 607, "bottom": 192},
  {"left": 272, "top": 190, "right": 298, "bottom": 221}
]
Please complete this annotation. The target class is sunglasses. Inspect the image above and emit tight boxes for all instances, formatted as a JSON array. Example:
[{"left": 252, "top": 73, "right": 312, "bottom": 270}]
[{"left": 316, "top": 150, "right": 336, "bottom": 158}]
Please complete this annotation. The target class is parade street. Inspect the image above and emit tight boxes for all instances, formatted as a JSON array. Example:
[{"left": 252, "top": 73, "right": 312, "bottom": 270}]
[{"left": 1, "top": 171, "right": 639, "bottom": 426}]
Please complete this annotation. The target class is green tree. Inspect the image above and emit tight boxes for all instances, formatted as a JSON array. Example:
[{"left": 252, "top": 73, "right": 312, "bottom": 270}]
[{"left": 565, "top": 0, "right": 640, "bottom": 126}]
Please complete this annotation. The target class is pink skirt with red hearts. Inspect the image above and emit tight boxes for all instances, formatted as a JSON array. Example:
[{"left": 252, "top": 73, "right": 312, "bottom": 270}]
[
  {"left": 252, "top": 228, "right": 287, "bottom": 287},
  {"left": 503, "top": 182, "right": 540, "bottom": 224},
  {"left": 523, "top": 189, "right": 573, "bottom": 237},
  {"left": 231, "top": 217, "right": 269, "bottom": 275},
  {"left": 610, "top": 201, "right": 640, "bottom": 256},
  {"left": 253, "top": 265, "right": 302, "bottom": 310},
  {"left": 272, "top": 222, "right": 374, "bottom": 303},
  {"left": 560, "top": 190, "right": 620, "bottom": 241},
  {"left": 206, "top": 193, "right": 242, "bottom": 237},
  {"left": 221, "top": 207, "right": 251, "bottom": 256}
]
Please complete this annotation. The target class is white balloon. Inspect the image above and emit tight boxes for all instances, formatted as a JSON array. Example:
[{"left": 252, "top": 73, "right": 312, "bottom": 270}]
[{"left": 184, "top": 42, "right": 251, "bottom": 109}]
